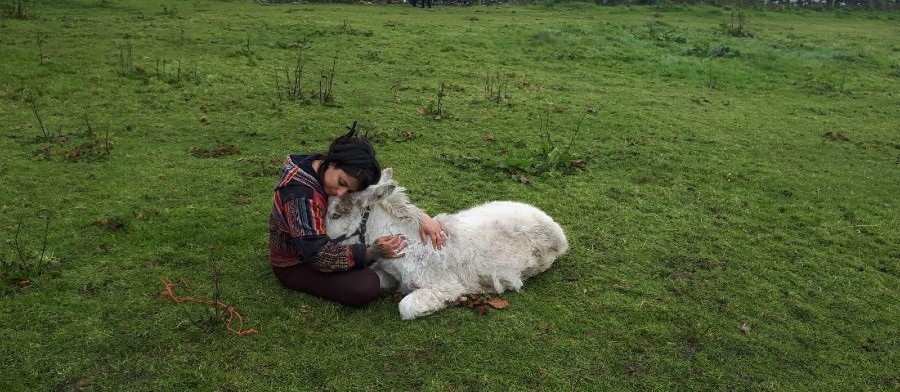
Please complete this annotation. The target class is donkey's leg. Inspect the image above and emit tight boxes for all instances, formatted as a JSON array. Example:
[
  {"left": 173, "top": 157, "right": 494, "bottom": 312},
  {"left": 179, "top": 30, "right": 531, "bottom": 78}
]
[
  {"left": 371, "top": 263, "right": 398, "bottom": 290},
  {"left": 398, "top": 283, "right": 464, "bottom": 320}
]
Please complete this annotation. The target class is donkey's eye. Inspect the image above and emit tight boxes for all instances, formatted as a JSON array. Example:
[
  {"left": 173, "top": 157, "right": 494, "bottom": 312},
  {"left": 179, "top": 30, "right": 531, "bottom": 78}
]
[{"left": 331, "top": 213, "right": 341, "bottom": 219}]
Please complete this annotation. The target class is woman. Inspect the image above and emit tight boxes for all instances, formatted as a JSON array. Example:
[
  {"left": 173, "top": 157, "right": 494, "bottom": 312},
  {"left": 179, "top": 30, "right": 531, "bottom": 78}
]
[{"left": 269, "top": 124, "right": 447, "bottom": 307}]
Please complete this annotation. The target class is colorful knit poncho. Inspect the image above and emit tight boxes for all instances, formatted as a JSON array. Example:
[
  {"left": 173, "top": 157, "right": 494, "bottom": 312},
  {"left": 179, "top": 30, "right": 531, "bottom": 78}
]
[{"left": 268, "top": 155, "right": 371, "bottom": 271}]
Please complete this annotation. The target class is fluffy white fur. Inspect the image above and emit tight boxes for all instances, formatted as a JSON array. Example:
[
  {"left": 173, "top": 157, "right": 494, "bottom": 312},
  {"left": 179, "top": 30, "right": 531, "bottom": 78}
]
[{"left": 326, "top": 168, "right": 568, "bottom": 320}]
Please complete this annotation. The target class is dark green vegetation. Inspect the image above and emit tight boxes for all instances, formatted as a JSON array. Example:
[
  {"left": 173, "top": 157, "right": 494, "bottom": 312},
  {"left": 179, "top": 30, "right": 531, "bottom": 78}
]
[{"left": 1, "top": 1, "right": 898, "bottom": 390}]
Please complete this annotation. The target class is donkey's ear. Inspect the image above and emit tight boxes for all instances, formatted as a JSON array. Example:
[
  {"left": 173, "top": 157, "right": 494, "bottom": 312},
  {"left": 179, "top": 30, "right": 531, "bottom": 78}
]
[
  {"left": 381, "top": 168, "right": 393, "bottom": 181},
  {"left": 373, "top": 183, "right": 396, "bottom": 201}
]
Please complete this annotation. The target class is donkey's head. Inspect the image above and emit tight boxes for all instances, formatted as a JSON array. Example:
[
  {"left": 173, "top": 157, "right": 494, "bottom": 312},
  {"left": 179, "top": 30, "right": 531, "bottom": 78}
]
[{"left": 325, "top": 168, "right": 397, "bottom": 241}]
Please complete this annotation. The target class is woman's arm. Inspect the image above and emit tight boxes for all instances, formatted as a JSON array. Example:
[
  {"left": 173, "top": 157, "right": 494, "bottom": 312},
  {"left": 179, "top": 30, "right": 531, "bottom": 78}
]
[{"left": 418, "top": 213, "right": 448, "bottom": 250}]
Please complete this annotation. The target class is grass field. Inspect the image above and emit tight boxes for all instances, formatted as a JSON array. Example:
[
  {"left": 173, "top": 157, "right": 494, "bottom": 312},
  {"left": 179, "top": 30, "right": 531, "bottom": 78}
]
[{"left": 1, "top": 0, "right": 898, "bottom": 390}]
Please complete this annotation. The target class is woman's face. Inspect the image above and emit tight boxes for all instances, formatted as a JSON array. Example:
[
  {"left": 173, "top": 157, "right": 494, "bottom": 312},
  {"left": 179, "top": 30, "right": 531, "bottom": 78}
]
[{"left": 322, "top": 164, "right": 361, "bottom": 197}]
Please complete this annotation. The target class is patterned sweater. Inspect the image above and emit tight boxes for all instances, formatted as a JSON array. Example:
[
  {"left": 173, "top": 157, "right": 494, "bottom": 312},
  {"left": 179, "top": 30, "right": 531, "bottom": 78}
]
[{"left": 268, "top": 154, "right": 369, "bottom": 271}]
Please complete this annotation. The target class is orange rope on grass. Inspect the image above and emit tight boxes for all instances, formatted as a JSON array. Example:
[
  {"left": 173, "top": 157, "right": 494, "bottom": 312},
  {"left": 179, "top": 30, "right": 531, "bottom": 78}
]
[{"left": 159, "top": 276, "right": 258, "bottom": 336}]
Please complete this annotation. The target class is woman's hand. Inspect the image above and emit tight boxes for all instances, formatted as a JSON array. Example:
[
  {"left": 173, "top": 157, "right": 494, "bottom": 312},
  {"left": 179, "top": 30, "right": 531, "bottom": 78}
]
[
  {"left": 419, "top": 214, "right": 449, "bottom": 250},
  {"left": 368, "top": 235, "right": 407, "bottom": 259}
]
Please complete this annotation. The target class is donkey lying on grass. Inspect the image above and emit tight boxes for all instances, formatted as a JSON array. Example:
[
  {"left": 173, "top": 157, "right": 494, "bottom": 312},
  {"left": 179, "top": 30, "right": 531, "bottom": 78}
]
[{"left": 326, "top": 169, "right": 568, "bottom": 320}]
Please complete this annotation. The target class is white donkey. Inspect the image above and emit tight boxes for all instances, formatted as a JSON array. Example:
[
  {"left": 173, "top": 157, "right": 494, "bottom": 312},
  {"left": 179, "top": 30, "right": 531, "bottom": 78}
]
[{"left": 326, "top": 168, "right": 568, "bottom": 320}]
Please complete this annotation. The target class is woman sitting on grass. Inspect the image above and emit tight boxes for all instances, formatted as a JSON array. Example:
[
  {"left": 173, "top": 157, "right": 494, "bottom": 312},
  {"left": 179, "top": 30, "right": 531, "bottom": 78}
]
[{"left": 268, "top": 124, "right": 447, "bottom": 307}]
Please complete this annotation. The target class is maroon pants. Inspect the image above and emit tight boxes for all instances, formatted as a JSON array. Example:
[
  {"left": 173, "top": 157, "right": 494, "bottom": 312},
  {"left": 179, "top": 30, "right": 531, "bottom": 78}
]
[{"left": 273, "top": 264, "right": 380, "bottom": 307}]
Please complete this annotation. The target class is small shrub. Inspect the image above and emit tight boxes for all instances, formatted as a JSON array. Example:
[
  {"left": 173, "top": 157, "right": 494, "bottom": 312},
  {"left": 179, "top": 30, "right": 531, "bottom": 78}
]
[
  {"left": 483, "top": 71, "right": 511, "bottom": 105},
  {"left": 3, "top": 0, "right": 35, "bottom": 20},
  {"left": 153, "top": 58, "right": 202, "bottom": 85},
  {"left": 316, "top": 59, "right": 337, "bottom": 105},
  {"left": 2, "top": 215, "right": 55, "bottom": 291},
  {"left": 275, "top": 56, "right": 309, "bottom": 102},
  {"left": 718, "top": 10, "right": 755, "bottom": 38},
  {"left": 417, "top": 82, "right": 452, "bottom": 120},
  {"left": 159, "top": 5, "right": 179, "bottom": 19}
]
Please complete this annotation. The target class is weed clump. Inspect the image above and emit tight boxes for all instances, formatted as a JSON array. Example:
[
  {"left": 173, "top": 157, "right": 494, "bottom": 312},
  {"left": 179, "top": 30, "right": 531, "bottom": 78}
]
[
  {"left": 30, "top": 115, "right": 113, "bottom": 163},
  {"left": 444, "top": 112, "right": 589, "bottom": 183},
  {"left": 684, "top": 43, "right": 737, "bottom": 58},
  {"left": 641, "top": 21, "right": 688, "bottom": 43},
  {"left": 802, "top": 72, "right": 852, "bottom": 96}
]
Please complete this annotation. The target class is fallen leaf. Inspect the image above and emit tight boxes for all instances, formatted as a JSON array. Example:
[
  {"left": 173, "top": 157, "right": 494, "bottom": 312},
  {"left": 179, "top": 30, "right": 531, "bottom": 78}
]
[
  {"left": 300, "top": 305, "right": 311, "bottom": 313},
  {"left": 739, "top": 323, "right": 751, "bottom": 334},
  {"left": 477, "top": 305, "right": 488, "bottom": 315},
  {"left": 487, "top": 298, "right": 508, "bottom": 309},
  {"left": 17, "top": 280, "right": 30, "bottom": 288},
  {"left": 416, "top": 107, "right": 426, "bottom": 115}
]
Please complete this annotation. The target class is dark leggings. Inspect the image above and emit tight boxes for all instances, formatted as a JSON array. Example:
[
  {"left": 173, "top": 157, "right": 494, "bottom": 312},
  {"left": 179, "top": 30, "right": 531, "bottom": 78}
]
[{"left": 273, "top": 264, "right": 380, "bottom": 307}]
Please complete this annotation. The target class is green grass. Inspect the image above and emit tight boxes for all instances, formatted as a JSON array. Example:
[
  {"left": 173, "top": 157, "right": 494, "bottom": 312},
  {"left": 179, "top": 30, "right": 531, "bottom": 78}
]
[{"left": 1, "top": 1, "right": 898, "bottom": 390}]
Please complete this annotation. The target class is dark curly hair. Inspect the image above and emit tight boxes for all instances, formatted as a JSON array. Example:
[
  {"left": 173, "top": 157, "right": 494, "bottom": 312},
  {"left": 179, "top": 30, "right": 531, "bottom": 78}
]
[{"left": 316, "top": 122, "right": 381, "bottom": 190}]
